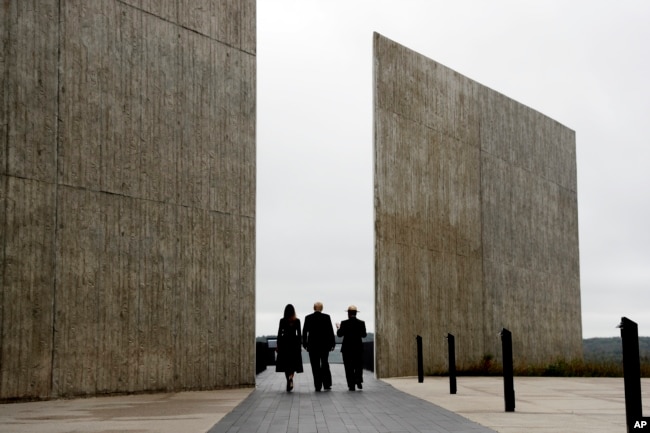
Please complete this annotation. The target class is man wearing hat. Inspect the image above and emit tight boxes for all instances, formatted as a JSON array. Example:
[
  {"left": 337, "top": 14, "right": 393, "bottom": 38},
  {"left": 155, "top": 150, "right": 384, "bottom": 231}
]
[{"left": 336, "top": 305, "right": 367, "bottom": 391}]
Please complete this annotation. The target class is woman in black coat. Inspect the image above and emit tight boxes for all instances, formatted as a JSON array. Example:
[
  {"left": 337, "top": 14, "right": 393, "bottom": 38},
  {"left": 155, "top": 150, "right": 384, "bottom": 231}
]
[{"left": 276, "top": 304, "right": 303, "bottom": 391}]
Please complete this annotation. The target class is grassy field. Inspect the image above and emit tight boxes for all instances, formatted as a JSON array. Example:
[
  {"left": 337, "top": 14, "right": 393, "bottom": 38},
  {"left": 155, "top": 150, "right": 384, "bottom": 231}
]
[{"left": 443, "top": 337, "right": 650, "bottom": 377}]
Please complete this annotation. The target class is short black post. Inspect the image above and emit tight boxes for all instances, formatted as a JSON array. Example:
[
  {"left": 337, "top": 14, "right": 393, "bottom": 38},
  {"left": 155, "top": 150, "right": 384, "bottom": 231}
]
[
  {"left": 500, "top": 328, "right": 515, "bottom": 412},
  {"left": 416, "top": 335, "right": 424, "bottom": 383},
  {"left": 447, "top": 333, "right": 457, "bottom": 394},
  {"left": 619, "top": 317, "right": 643, "bottom": 432}
]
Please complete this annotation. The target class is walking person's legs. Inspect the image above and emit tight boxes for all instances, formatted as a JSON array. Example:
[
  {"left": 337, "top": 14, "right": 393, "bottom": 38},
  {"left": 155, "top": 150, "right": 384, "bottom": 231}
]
[
  {"left": 320, "top": 351, "right": 332, "bottom": 390},
  {"left": 285, "top": 371, "right": 294, "bottom": 392},
  {"left": 354, "top": 351, "right": 364, "bottom": 389},
  {"left": 342, "top": 353, "right": 355, "bottom": 390},
  {"left": 308, "top": 351, "right": 322, "bottom": 391}
]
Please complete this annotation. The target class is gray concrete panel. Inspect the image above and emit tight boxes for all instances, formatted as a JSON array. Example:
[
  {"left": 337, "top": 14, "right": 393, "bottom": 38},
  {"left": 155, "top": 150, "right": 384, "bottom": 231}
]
[
  {"left": 479, "top": 87, "right": 581, "bottom": 363},
  {"left": 374, "top": 33, "right": 581, "bottom": 378},
  {"left": 1, "top": 0, "right": 59, "bottom": 182},
  {"left": 374, "top": 34, "right": 484, "bottom": 378},
  {"left": 1, "top": 0, "right": 255, "bottom": 400},
  {"left": 121, "top": 0, "right": 256, "bottom": 54},
  {"left": 0, "top": 176, "right": 56, "bottom": 399}
]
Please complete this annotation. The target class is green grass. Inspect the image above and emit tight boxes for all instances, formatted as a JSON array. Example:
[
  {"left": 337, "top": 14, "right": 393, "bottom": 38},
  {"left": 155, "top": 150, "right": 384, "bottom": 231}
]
[
  {"left": 430, "top": 355, "right": 650, "bottom": 377},
  {"left": 425, "top": 338, "right": 650, "bottom": 377}
]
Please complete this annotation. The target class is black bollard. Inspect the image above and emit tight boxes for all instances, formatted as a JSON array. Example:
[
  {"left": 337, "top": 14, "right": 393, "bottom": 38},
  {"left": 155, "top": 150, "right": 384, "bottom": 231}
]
[
  {"left": 619, "top": 317, "right": 643, "bottom": 432},
  {"left": 416, "top": 335, "right": 424, "bottom": 383},
  {"left": 447, "top": 333, "right": 457, "bottom": 394},
  {"left": 500, "top": 328, "right": 515, "bottom": 412}
]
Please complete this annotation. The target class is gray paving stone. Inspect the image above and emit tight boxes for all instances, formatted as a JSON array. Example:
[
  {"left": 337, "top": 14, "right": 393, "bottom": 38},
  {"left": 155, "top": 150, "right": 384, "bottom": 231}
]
[{"left": 208, "top": 364, "right": 496, "bottom": 433}]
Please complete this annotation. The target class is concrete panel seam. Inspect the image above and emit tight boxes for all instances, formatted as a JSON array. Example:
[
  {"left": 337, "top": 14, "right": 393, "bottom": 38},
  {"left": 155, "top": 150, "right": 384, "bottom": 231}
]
[{"left": 117, "top": 0, "right": 256, "bottom": 56}]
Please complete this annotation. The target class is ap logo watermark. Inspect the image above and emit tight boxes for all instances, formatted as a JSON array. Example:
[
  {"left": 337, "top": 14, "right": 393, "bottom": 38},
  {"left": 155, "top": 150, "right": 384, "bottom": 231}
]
[{"left": 634, "top": 418, "right": 650, "bottom": 429}]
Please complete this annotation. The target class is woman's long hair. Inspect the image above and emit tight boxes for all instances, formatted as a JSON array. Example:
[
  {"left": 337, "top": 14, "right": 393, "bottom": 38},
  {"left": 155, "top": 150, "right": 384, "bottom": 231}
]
[{"left": 283, "top": 304, "right": 296, "bottom": 321}]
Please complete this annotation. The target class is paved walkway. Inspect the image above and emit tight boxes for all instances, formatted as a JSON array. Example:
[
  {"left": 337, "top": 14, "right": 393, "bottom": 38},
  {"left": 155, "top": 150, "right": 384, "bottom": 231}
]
[{"left": 209, "top": 364, "right": 496, "bottom": 433}]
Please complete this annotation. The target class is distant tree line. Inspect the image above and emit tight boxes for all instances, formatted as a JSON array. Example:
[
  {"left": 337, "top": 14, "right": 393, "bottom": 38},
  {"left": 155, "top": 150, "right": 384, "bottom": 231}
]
[
  {"left": 583, "top": 336, "right": 650, "bottom": 362},
  {"left": 451, "top": 337, "right": 650, "bottom": 377}
]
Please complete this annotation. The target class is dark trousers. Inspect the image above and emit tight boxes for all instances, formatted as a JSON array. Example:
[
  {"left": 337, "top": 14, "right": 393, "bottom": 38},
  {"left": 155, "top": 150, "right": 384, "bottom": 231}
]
[
  {"left": 308, "top": 350, "right": 332, "bottom": 390},
  {"left": 342, "top": 351, "right": 363, "bottom": 389}
]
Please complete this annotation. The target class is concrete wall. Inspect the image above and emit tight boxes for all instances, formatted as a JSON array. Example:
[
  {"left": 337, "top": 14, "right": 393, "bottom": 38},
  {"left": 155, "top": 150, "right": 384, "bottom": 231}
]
[
  {"left": 374, "top": 33, "right": 581, "bottom": 378},
  {"left": 0, "top": 0, "right": 255, "bottom": 400}
]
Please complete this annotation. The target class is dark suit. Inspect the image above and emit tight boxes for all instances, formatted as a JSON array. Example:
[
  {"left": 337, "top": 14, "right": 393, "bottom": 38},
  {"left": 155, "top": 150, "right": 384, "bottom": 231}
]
[
  {"left": 302, "top": 311, "right": 336, "bottom": 390},
  {"left": 336, "top": 315, "right": 367, "bottom": 390}
]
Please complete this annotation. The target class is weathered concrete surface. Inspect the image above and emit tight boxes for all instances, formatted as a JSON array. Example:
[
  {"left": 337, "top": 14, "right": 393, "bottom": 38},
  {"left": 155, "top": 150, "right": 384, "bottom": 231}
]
[
  {"left": 385, "top": 376, "right": 650, "bottom": 433},
  {"left": 1, "top": 0, "right": 255, "bottom": 400},
  {"left": 0, "top": 388, "right": 253, "bottom": 433},
  {"left": 374, "top": 33, "right": 581, "bottom": 378}
]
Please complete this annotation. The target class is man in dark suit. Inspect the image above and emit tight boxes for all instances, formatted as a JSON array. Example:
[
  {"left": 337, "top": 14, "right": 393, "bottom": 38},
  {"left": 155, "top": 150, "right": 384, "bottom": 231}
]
[
  {"left": 336, "top": 305, "right": 367, "bottom": 391},
  {"left": 302, "top": 301, "right": 336, "bottom": 392}
]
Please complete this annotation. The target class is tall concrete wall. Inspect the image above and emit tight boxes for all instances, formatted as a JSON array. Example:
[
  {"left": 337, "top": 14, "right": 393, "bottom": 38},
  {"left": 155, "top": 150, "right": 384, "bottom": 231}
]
[
  {"left": 374, "top": 33, "right": 581, "bottom": 378},
  {"left": 0, "top": 0, "right": 255, "bottom": 400}
]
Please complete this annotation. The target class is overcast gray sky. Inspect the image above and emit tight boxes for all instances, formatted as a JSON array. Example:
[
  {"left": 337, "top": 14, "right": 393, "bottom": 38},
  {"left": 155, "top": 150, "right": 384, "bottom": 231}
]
[{"left": 255, "top": 0, "right": 650, "bottom": 339}]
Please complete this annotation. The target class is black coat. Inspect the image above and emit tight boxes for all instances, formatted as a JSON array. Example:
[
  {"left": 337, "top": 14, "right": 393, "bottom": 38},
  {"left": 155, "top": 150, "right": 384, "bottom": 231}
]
[
  {"left": 302, "top": 311, "right": 335, "bottom": 352},
  {"left": 275, "top": 318, "right": 304, "bottom": 373},
  {"left": 336, "top": 316, "right": 367, "bottom": 354}
]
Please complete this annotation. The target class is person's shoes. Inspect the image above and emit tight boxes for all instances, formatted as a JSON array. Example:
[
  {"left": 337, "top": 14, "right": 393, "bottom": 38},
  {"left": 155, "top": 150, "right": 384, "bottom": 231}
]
[
  {"left": 357, "top": 382, "right": 363, "bottom": 390},
  {"left": 348, "top": 386, "right": 355, "bottom": 391},
  {"left": 324, "top": 386, "right": 331, "bottom": 391},
  {"left": 315, "top": 388, "right": 321, "bottom": 392}
]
